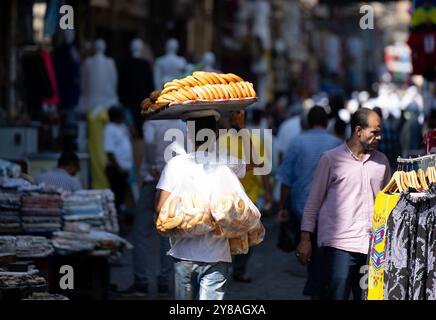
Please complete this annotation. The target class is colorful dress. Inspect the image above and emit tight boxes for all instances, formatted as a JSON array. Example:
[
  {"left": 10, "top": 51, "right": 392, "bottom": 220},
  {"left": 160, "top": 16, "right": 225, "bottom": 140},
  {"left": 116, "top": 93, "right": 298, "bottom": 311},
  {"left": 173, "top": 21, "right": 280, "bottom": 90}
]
[{"left": 367, "top": 191, "right": 400, "bottom": 300}]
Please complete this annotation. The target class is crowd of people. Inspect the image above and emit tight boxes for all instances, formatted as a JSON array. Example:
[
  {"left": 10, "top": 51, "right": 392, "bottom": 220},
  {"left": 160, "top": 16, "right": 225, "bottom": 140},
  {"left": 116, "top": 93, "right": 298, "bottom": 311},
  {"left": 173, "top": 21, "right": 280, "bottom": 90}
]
[
  {"left": 29, "top": 34, "right": 434, "bottom": 300},
  {"left": 35, "top": 83, "right": 435, "bottom": 301}
]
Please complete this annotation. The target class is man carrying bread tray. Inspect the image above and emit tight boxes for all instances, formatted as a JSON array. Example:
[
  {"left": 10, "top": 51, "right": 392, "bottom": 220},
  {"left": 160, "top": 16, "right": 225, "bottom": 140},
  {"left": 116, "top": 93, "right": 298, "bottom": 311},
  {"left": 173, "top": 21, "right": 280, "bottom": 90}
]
[{"left": 154, "top": 109, "right": 263, "bottom": 300}]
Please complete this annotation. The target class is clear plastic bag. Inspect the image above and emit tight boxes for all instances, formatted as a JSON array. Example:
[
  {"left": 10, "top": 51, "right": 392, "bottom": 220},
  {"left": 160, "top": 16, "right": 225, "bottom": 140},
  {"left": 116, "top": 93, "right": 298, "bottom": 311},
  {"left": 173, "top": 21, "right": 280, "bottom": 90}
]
[
  {"left": 156, "top": 162, "right": 215, "bottom": 238},
  {"left": 209, "top": 165, "right": 261, "bottom": 235},
  {"left": 229, "top": 233, "right": 249, "bottom": 255},
  {"left": 247, "top": 221, "right": 265, "bottom": 247}
]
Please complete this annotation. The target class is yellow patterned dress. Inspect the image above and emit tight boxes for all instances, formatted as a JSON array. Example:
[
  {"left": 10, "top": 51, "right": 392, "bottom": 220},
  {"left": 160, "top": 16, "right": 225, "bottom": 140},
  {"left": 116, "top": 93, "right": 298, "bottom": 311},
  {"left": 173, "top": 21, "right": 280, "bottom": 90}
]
[{"left": 367, "top": 191, "right": 400, "bottom": 300}]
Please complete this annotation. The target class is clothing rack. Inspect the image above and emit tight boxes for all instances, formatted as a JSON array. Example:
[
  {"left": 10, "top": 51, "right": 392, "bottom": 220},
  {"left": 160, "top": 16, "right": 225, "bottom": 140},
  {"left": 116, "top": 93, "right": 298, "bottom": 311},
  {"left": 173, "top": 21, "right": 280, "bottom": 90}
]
[{"left": 397, "top": 154, "right": 436, "bottom": 163}]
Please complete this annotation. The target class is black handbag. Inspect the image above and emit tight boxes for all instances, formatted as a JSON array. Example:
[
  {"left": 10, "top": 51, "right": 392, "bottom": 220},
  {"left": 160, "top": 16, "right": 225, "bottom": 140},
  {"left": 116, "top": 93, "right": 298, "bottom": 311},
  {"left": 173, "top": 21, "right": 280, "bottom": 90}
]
[{"left": 277, "top": 211, "right": 301, "bottom": 253}]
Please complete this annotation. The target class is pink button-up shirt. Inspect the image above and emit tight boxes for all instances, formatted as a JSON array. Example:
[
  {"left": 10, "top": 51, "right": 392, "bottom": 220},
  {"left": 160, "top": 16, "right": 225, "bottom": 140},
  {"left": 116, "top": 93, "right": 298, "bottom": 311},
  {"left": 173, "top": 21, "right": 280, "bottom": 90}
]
[{"left": 301, "top": 143, "right": 391, "bottom": 254}]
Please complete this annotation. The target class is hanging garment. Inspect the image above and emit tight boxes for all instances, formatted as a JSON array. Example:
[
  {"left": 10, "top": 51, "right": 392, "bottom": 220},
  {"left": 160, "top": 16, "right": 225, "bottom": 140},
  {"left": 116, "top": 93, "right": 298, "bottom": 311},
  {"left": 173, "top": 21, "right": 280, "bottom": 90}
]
[
  {"left": 367, "top": 192, "right": 400, "bottom": 300},
  {"left": 411, "top": 194, "right": 436, "bottom": 299},
  {"left": 407, "top": 30, "right": 436, "bottom": 81},
  {"left": 22, "top": 51, "right": 53, "bottom": 119},
  {"left": 411, "top": 6, "right": 436, "bottom": 28},
  {"left": 87, "top": 108, "right": 110, "bottom": 189},
  {"left": 53, "top": 44, "right": 81, "bottom": 110},
  {"left": 425, "top": 205, "right": 436, "bottom": 299},
  {"left": 118, "top": 57, "right": 154, "bottom": 136},
  {"left": 384, "top": 193, "right": 420, "bottom": 300},
  {"left": 43, "top": 0, "right": 60, "bottom": 37},
  {"left": 40, "top": 49, "right": 60, "bottom": 106}
]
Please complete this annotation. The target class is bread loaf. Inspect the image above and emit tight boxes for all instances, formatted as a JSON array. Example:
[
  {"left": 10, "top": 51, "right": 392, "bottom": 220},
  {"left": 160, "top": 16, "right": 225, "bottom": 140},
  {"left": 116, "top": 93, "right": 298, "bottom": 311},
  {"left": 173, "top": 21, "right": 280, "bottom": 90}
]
[
  {"left": 248, "top": 222, "right": 265, "bottom": 247},
  {"left": 156, "top": 192, "right": 214, "bottom": 237},
  {"left": 229, "top": 233, "right": 249, "bottom": 255},
  {"left": 211, "top": 193, "right": 260, "bottom": 235}
]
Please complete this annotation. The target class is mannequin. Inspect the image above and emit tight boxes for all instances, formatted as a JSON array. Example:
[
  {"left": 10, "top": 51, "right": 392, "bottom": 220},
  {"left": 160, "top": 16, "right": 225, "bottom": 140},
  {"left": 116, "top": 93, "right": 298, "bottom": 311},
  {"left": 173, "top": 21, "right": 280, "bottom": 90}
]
[
  {"left": 153, "top": 39, "right": 187, "bottom": 90},
  {"left": 81, "top": 38, "right": 119, "bottom": 189},
  {"left": 118, "top": 38, "right": 154, "bottom": 137},
  {"left": 79, "top": 38, "right": 119, "bottom": 113},
  {"left": 200, "top": 52, "right": 220, "bottom": 73}
]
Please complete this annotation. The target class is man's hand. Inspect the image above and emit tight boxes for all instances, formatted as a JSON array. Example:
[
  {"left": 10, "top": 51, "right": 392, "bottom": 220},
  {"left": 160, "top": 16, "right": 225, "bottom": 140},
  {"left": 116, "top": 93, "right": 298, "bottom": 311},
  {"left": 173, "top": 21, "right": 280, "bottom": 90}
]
[
  {"left": 277, "top": 208, "right": 289, "bottom": 223},
  {"left": 296, "top": 232, "right": 312, "bottom": 266}
]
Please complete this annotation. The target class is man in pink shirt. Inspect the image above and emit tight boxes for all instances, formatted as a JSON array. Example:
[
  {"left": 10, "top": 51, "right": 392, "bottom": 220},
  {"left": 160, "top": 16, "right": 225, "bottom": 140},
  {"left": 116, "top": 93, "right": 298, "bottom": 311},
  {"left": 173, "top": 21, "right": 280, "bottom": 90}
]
[{"left": 296, "top": 108, "right": 391, "bottom": 300}]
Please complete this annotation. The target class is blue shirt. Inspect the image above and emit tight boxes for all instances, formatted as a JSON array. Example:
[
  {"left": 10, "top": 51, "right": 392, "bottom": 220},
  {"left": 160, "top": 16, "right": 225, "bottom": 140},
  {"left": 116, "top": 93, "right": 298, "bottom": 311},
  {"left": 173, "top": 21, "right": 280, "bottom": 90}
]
[
  {"left": 36, "top": 168, "right": 82, "bottom": 192},
  {"left": 276, "top": 129, "right": 341, "bottom": 220}
]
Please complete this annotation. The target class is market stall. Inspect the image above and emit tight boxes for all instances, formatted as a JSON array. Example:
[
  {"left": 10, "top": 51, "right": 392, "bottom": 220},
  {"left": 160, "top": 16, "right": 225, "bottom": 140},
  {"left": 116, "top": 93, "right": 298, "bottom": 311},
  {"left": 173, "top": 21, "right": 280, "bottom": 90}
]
[{"left": 0, "top": 166, "right": 131, "bottom": 300}]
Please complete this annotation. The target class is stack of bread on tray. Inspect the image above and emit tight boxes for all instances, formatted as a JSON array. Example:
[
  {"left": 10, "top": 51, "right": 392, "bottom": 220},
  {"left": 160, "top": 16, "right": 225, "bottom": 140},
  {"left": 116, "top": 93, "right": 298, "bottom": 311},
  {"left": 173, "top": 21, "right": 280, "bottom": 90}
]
[{"left": 141, "top": 71, "right": 257, "bottom": 114}]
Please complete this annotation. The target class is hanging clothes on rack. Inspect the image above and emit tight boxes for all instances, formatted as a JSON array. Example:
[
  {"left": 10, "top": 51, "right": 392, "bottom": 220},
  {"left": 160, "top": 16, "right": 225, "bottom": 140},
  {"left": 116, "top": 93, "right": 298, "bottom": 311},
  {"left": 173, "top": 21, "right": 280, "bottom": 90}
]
[{"left": 368, "top": 154, "right": 436, "bottom": 300}]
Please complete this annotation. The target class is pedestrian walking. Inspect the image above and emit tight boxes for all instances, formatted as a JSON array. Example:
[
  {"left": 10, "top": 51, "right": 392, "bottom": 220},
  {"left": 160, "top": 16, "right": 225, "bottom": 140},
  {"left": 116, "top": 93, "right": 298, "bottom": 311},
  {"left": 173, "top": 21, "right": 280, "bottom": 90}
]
[
  {"left": 296, "top": 107, "right": 391, "bottom": 300},
  {"left": 276, "top": 106, "right": 341, "bottom": 299}
]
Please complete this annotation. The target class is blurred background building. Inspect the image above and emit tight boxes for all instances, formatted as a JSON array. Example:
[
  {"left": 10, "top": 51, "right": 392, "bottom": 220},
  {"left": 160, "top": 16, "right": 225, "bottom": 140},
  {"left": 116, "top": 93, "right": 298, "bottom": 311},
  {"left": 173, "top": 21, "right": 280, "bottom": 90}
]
[{"left": 0, "top": 0, "right": 434, "bottom": 184}]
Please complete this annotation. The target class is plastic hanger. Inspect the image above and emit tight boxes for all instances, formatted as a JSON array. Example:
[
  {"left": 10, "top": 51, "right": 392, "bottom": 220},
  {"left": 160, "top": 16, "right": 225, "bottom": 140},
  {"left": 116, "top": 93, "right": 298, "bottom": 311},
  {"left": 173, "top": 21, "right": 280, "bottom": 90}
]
[
  {"left": 382, "top": 171, "right": 402, "bottom": 193},
  {"left": 408, "top": 161, "right": 421, "bottom": 190},
  {"left": 400, "top": 163, "right": 409, "bottom": 190}
]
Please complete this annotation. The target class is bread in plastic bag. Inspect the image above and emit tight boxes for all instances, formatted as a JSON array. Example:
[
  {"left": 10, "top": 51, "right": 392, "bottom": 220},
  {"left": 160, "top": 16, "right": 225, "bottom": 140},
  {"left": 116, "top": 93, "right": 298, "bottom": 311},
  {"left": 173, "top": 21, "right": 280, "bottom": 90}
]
[
  {"left": 156, "top": 158, "right": 214, "bottom": 238},
  {"left": 229, "top": 233, "right": 249, "bottom": 255},
  {"left": 247, "top": 221, "right": 265, "bottom": 247},
  {"left": 209, "top": 165, "right": 261, "bottom": 235}
]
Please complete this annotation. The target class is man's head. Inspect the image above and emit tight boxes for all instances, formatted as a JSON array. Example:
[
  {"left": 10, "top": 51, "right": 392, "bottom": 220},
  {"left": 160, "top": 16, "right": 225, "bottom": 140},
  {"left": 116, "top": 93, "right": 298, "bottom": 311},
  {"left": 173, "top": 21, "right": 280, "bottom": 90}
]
[
  {"left": 108, "top": 106, "right": 125, "bottom": 123},
  {"left": 192, "top": 116, "right": 218, "bottom": 148},
  {"left": 229, "top": 110, "right": 246, "bottom": 130},
  {"left": 307, "top": 106, "right": 328, "bottom": 129},
  {"left": 58, "top": 151, "right": 80, "bottom": 176},
  {"left": 350, "top": 108, "right": 382, "bottom": 152}
]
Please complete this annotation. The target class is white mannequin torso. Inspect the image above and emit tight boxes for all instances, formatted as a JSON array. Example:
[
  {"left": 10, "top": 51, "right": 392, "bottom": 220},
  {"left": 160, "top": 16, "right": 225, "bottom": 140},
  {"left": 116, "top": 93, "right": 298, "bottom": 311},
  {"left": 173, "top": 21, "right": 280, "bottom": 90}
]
[
  {"left": 154, "top": 53, "right": 187, "bottom": 90},
  {"left": 79, "top": 52, "right": 119, "bottom": 113}
]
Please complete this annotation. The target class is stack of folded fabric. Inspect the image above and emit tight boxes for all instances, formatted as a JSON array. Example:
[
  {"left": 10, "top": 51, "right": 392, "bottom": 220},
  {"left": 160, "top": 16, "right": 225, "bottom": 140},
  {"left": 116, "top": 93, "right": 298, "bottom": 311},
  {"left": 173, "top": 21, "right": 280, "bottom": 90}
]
[
  {"left": 51, "top": 230, "right": 132, "bottom": 255},
  {"left": 62, "top": 192, "right": 105, "bottom": 230},
  {"left": 0, "top": 178, "right": 32, "bottom": 190},
  {"left": 0, "top": 160, "right": 21, "bottom": 178},
  {"left": 0, "top": 191, "right": 22, "bottom": 234},
  {"left": 21, "top": 192, "right": 62, "bottom": 233},
  {"left": 0, "top": 236, "right": 17, "bottom": 264},
  {"left": 15, "top": 236, "right": 54, "bottom": 258},
  {"left": 74, "top": 190, "right": 119, "bottom": 233}
]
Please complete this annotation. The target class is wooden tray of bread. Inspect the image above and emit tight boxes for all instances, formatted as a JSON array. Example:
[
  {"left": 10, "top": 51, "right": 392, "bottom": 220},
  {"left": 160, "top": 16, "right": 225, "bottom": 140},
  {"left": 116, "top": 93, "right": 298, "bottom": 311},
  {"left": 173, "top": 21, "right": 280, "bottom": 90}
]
[{"left": 141, "top": 71, "right": 257, "bottom": 120}]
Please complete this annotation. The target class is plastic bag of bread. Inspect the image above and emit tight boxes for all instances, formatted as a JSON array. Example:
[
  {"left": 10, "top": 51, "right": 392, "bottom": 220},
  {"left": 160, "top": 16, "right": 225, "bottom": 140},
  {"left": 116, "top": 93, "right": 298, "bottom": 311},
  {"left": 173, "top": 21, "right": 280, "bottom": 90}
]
[
  {"left": 156, "top": 174, "right": 214, "bottom": 238},
  {"left": 247, "top": 221, "right": 265, "bottom": 247},
  {"left": 209, "top": 165, "right": 261, "bottom": 235},
  {"left": 229, "top": 233, "right": 249, "bottom": 255}
]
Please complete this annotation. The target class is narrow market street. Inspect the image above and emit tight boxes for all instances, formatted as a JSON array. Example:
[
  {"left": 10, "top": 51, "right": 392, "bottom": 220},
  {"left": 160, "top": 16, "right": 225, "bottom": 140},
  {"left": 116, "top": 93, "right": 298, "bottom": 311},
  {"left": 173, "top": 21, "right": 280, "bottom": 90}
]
[{"left": 110, "top": 214, "right": 308, "bottom": 300}]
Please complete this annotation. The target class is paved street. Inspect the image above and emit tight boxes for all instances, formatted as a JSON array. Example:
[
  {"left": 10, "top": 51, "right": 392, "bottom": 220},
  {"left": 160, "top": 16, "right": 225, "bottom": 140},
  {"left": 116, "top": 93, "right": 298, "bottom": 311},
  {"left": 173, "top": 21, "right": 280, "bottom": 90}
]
[{"left": 110, "top": 215, "right": 309, "bottom": 300}]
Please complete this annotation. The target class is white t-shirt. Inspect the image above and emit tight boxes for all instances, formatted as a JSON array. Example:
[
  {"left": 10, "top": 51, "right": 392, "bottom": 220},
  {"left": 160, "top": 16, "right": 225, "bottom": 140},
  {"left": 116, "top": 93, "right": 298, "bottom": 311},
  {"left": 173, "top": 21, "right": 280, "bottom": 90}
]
[
  {"left": 276, "top": 115, "right": 302, "bottom": 154},
  {"left": 156, "top": 151, "right": 245, "bottom": 263},
  {"left": 103, "top": 122, "right": 133, "bottom": 170}
]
